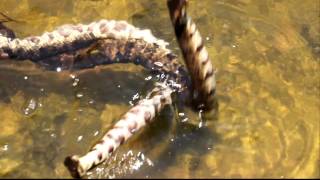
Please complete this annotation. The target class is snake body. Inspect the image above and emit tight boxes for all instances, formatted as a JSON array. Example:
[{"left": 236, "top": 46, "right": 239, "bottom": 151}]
[
  {"left": 65, "top": 84, "right": 173, "bottom": 178},
  {"left": 0, "top": 20, "right": 169, "bottom": 60},
  {"left": 0, "top": 0, "right": 216, "bottom": 178},
  {"left": 0, "top": 19, "right": 192, "bottom": 95},
  {"left": 167, "top": 0, "right": 216, "bottom": 110}
]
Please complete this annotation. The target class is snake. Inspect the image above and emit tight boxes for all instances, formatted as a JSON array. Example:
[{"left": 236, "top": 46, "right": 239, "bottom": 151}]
[{"left": 0, "top": 0, "right": 217, "bottom": 178}]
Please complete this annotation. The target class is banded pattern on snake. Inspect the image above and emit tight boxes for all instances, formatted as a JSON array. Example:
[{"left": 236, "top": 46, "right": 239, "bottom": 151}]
[
  {"left": 0, "top": 0, "right": 217, "bottom": 178},
  {"left": 0, "top": 19, "right": 169, "bottom": 60},
  {"left": 168, "top": 0, "right": 217, "bottom": 110}
]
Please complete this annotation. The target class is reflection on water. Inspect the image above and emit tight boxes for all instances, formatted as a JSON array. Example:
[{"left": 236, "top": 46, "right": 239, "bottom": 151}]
[{"left": 0, "top": 0, "right": 319, "bottom": 178}]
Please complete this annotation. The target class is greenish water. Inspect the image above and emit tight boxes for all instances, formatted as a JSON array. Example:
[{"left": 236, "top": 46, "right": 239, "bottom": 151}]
[{"left": 0, "top": 0, "right": 319, "bottom": 178}]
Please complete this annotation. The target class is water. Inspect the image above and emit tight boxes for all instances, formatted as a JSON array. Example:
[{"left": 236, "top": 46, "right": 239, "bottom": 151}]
[{"left": 0, "top": 0, "right": 319, "bottom": 178}]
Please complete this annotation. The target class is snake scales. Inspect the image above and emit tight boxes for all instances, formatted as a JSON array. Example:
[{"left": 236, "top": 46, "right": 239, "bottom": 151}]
[{"left": 0, "top": 0, "right": 217, "bottom": 178}]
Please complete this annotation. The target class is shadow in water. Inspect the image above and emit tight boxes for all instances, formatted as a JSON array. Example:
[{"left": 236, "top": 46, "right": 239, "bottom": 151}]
[
  {"left": 0, "top": 60, "right": 155, "bottom": 108},
  {"left": 150, "top": 122, "right": 221, "bottom": 178},
  {"left": 120, "top": 106, "right": 221, "bottom": 178}
]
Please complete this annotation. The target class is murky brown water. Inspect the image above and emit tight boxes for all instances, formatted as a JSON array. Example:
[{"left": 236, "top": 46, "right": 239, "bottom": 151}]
[{"left": 0, "top": 0, "right": 319, "bottom": 178}]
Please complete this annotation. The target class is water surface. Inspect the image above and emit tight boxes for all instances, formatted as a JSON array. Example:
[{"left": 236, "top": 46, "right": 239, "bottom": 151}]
[{"left": 0, "top": 0, "right": 319, "bottom": 178}]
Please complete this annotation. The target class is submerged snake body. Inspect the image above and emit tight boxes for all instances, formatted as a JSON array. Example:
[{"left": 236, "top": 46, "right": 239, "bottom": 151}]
[
  {"left": 0, "top": 0, "right": 216, "bottom": 177},
  {"left": 0, "top": 19, "right": 194, "bottom": 178},
  {"left": 0, "top": 21, "right": 187, "bottom": 178}
]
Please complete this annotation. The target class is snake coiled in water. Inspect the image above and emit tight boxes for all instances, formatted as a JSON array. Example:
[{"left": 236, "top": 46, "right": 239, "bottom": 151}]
[{"left": 0, "top": 0, "right": 217, "bottom": 178}]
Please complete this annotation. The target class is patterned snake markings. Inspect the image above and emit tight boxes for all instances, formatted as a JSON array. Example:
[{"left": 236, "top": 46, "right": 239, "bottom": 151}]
[
  {"left": 64, "top": 84, "right": 174, "bottom": 178},
  {"left": 0, "top": 12, "right": 16, "bottom": 58},
  {"left": 167, "top": 0, "right": 217, "bottom": 110},
  {"left": 0, "top": 0, "right": 217, "bottom": 178}
]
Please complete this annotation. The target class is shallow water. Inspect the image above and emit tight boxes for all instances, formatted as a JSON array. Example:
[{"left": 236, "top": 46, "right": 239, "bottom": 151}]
[{"left": 0, "top": 0, "right": 319, "bottom": 178}]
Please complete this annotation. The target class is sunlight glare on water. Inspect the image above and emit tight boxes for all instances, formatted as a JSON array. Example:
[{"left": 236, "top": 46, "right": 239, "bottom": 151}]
[{"left": 0, "top": 0, "right": 319, "bottom": 178}]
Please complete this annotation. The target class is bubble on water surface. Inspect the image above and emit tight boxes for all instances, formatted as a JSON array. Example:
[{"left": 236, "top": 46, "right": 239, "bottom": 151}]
[
  {"left": 2, "top": 144, "right": 9, "bottom": 151},
  {"left": 77, "top": 135, "right": 83, "bottom": 142},
  {"left": 76, "top": 93, "right": 84, "bottom": 98},
  {"left": 23, "top": 98, "right": 37, "bottom": 115}
]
